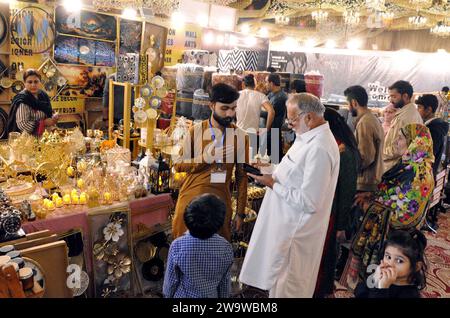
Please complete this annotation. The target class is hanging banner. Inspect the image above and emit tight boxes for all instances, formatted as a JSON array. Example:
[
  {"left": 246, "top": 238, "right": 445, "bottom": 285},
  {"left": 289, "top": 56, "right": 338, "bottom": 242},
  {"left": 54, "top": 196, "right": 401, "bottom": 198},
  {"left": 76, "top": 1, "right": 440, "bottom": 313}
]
[
  {"left": 268, "top": 50, "right": 450, "bottom": 103},
  {"left": 164, "top": 23, "right": 202, "bottom": 66}
]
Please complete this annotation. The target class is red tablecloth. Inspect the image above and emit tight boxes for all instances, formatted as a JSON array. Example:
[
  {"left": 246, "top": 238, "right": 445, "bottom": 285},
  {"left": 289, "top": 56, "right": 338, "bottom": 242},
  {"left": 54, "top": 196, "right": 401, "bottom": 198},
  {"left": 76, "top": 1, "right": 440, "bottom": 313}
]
[{"left": 22, "top": 194, "right": 173, "bottom": 276}]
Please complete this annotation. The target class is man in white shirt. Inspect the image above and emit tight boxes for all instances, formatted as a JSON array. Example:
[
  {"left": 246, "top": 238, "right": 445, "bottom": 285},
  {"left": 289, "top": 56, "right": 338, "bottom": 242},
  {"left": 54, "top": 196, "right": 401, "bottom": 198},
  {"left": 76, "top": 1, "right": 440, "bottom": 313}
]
[
  {"left": 240, "top": 93, "right": 340, "bottom": 298},
  {"left": 236, "top": 74, "right": 274, "bottom": 133}
]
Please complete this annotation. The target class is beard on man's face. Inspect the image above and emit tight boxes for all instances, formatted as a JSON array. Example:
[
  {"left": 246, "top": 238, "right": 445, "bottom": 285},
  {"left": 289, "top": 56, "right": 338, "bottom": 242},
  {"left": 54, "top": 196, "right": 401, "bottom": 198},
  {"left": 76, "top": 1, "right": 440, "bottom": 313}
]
[{"left": 213, "top": 112, "right": 235, "bottom": 127}]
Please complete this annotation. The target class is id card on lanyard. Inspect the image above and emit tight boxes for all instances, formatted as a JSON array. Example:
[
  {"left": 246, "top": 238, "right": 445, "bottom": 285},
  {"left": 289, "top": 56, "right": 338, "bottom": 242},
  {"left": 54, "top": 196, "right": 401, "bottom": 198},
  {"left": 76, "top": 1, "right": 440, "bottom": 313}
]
[{"left": 209, "top": 119, "right": 227, "bottom": 184}]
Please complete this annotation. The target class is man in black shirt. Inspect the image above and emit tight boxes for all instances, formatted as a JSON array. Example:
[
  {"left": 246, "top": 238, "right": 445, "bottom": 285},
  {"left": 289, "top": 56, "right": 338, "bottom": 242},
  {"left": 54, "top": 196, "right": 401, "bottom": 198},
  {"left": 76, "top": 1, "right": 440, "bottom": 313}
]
[
  {"left": 416, "top": 94, "right": 449, "bottom": 175},
  {"left": 417, "top": 94, "right": 449, "bottom": 230},
  {"left": 261, "top": 73, "right": 287, "bottom": 163}
]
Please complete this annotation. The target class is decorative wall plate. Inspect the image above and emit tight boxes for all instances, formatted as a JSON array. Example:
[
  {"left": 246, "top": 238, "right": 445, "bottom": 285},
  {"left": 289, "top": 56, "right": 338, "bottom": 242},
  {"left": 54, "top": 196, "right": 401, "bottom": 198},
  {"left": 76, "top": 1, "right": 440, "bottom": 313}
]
[
  {"left": 134, "top": 110, "right": 147, "bottom": 124},
  {"left": 149, "top": 97, "right": 161, "bottom": 109},
  {"left": 57, "top": 76, "right": 67, "bottom": 87},
  {"left": 155, "top": 87, "right": 167, "bottom": 98},
  {"left": 11, "top": 81, "right": 25, "bottom": 94},
  {"left": 140, "top": 84, "right": 152, "bottom": 98},
  {"left": 0, "top": 77, "right": 12, "bottom": 89},
  {"left": 146, "top": 108, "right": 157, "bottom": 119},
  {"left": 151, "top": 76, "right": 164, "bottom": 89}
]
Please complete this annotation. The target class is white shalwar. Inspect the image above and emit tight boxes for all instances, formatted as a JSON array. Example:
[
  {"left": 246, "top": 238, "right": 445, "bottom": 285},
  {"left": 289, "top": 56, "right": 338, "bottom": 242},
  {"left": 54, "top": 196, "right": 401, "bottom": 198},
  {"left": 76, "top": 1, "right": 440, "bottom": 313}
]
[{"left": 239, "top": 122, "right": 340, "bottom": 298}]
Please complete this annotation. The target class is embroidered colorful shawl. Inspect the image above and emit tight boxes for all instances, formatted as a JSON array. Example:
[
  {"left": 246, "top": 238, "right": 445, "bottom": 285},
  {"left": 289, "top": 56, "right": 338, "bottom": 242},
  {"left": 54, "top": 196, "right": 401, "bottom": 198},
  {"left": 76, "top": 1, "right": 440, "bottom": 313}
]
[{"left": 375, "top": 123, "right": 435, "bottom": 229}]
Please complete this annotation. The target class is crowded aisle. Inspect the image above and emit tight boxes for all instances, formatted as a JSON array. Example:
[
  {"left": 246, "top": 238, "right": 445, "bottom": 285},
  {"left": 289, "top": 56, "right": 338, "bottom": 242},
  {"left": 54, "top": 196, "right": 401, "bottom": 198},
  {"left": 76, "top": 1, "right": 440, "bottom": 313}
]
[{"left": 0, "top": 0, "right": 449, "bottom": 300}]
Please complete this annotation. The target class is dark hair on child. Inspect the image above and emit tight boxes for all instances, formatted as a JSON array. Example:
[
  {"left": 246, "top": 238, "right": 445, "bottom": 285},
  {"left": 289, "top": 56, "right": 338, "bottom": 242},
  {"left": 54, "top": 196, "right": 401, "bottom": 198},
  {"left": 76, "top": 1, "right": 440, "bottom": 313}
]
[
  {"left": 183, "top": 193, "right": 226, "bottom": 240},
  {"left": 383, "top": 229, "right": 428, "bottom": 290}
]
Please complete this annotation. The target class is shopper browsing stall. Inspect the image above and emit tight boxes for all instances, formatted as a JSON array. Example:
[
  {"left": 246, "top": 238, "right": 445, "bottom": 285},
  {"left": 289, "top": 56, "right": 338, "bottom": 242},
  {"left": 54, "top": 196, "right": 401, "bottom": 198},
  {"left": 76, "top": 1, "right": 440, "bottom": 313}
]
[
  {"left": 171, "top": 83, "right": 249, "bottom": 242},
  {"left": 163, "top": 194, "right": 234, "bottom": 298},
  {"left": 416, "top": 94, "right": 449, "bottom": 175},
  {"left": 7, "top": 69, "right": 59, "bottom": 136},
  {"left": 383, "top": 81, "right": 423, "bottom": 172},
  {"left": 236, "top": 74, "right": 274, "bottom": 134},
  {"left": 347, "top": 124, "right": 434, "bottom": 288},
  {"left": 314, "top": 108, "right": 359, "bottom": 298},
  {"left": 345, "top": 85, "right": 385, "bottom": 193},
  {"left": 239, "top": 93, "right": 340, "bottom": 298},
  {"left": 260, "top": 74, "right": 287, "bottom": 162}
]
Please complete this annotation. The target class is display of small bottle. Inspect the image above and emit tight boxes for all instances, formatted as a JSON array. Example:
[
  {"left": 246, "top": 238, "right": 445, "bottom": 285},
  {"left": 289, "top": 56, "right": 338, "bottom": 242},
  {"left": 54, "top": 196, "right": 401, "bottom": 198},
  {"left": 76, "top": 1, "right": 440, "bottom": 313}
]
[{"left": 19, "top": 267, "right": 34, "bottom": 290}]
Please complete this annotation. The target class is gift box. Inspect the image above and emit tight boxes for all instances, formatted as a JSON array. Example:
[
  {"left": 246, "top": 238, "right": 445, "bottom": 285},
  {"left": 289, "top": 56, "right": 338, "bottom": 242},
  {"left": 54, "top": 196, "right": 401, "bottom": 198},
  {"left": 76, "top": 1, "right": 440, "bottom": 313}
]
[{"left": 106, "top": 146, "right": 131, "bottom": 168}]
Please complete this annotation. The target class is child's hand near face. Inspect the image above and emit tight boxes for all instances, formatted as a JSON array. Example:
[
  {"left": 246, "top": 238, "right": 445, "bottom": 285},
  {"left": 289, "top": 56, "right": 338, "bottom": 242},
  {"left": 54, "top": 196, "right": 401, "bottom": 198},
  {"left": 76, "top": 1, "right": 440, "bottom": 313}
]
[{"left": 378, "top": 265, "right": 398, "bottom": 289}]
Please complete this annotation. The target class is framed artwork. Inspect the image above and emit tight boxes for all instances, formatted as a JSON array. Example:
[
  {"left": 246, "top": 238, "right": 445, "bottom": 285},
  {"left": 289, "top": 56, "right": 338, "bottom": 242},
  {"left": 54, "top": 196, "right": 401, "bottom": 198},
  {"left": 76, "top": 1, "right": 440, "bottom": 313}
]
[
  {"left": 142, "top": 22, "right": 167, "bottom": 75},
  {"left": 119, "top": 19, "right": 142, "bottom": 55},
  {"left": 57, "top": 65, "right": 110, "bottom": 98},
  {"left": 55, "top": 5, "right": 117, "bottom": 41},
  {"left": 54, "top": 35, "right": 115, "bottom": 67},
  {"left": 88, "top": 203, "right": 133, "bottom": 298}
]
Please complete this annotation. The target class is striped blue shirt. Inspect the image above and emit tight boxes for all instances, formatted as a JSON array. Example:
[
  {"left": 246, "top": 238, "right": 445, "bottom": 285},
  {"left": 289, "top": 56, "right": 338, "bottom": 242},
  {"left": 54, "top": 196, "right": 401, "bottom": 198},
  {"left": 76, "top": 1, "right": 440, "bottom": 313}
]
[{"left": 163, "top": 233, "right": 234, "bottom": 298}]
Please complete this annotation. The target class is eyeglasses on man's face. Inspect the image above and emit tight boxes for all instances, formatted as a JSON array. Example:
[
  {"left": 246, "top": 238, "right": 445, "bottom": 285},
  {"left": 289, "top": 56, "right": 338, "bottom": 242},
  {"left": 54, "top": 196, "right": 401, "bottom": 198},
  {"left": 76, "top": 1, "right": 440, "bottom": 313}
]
[{"left": 285, "top": 112, "right": 306, "bottom": 126}]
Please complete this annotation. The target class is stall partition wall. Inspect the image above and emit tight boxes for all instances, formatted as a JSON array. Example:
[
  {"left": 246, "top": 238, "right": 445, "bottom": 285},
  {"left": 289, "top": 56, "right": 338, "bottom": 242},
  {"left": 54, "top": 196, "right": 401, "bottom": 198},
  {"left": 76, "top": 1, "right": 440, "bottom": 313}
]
[{"left": 268, "top": 49, "right": 450, "bottom": 100}]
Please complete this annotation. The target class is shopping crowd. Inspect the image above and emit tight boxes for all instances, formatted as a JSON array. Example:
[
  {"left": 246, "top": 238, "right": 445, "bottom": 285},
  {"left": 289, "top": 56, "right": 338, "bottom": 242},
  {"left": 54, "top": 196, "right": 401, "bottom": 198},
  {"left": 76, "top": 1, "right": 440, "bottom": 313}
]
[{"left": 162, "top": 75, "right": 450, "bottom": 298}]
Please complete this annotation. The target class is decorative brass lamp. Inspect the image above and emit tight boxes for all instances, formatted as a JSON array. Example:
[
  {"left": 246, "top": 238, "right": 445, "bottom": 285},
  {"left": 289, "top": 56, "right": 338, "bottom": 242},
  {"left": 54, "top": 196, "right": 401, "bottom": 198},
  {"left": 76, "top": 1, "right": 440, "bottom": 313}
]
[{"left": 149, "top": 153, "right": 170, "bottom": 194}]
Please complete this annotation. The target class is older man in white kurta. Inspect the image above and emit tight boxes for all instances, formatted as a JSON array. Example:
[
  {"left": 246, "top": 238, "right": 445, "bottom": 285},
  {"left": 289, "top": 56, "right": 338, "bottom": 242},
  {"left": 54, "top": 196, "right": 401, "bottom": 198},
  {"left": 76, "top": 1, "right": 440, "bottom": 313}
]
[{"left": 240, "top": 93, "right": 340, "bottom": 298}]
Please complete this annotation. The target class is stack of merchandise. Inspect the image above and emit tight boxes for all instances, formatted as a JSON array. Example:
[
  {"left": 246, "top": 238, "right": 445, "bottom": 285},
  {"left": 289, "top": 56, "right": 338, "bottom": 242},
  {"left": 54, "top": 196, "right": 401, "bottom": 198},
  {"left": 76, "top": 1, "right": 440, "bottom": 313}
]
[{"left": 175, "top": 64, "right": 205, "bottom": 119}]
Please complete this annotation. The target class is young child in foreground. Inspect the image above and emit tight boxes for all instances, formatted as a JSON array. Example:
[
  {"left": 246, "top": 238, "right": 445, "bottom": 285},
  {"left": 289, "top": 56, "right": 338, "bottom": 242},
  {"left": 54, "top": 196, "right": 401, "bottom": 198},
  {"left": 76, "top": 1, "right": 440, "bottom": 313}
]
[
  {"left": 163, "top": 193, "right": 234, "bottom": 298},
  {"left": 355, "top": 229, "right": 427, "bottom": 298}
]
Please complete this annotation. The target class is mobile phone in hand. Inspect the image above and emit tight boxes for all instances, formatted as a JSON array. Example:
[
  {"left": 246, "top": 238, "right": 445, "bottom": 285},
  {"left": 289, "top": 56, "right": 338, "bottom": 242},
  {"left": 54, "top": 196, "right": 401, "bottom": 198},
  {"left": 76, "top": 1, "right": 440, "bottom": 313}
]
[{"left": 243, "top": 163, "right": 263, "bottom": 176}]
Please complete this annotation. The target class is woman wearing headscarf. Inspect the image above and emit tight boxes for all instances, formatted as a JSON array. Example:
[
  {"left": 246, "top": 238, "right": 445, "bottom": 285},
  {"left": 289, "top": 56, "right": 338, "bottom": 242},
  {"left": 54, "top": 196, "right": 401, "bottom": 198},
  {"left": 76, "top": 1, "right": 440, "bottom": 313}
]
[
  {"left": 343, "top": 123, "right": 434, "bottom": 289},
  {"left": 314, "top": 108, "right": 360, "bottom": 297},
  {"left": 382, "top": 103, "right": 397, "bottom": 136},
  {"left": 7, "top": 69, "right": 58, "bottom": 136}
]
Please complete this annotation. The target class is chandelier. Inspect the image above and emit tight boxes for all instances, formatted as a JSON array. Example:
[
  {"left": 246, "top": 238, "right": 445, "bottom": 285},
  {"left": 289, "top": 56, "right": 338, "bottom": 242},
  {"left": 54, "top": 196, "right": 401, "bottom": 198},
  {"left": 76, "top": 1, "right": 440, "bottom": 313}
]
[
  {"left": 311, "top": 10, "right": 329, "bottom": 23},
  {"left": 343, "top": 10, "right": 360, "bottom": 26},
  {"left": 275, "top": 15, "right": 290, "bottom": 25},
  {"left": 381, "top": 11, "right": 394, "bottom": 21},
  {"left": 409, "top": 0, "right": 433, "bottom": 8},
  {"left": 92, "top": 0, "right": 179, "bottom": 16},
  {"left": 409, "top": 14, "right": 427, "bottom": 27},
  {"left": 365, "top": 0, "right": 385, "bottom": 11},
  {"left": 430, "top": 21, "right": 450, "bottom": 37}
]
